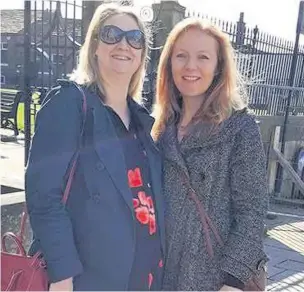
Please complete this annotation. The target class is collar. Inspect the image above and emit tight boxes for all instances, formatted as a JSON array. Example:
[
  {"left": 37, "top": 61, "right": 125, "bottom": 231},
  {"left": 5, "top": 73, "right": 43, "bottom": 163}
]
[
  {"left": 127, "top": 96, "right": 154, "bottom": 133},
  {"left": 87, "top": 83, "right": 154, "bottom": 133}
]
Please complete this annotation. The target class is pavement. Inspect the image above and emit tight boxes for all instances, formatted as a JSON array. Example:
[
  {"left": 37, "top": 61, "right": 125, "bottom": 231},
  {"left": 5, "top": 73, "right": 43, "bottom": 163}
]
[
  {"left": 265, "top": 205, "right": 304, "bottom": 291},
  {"left": 1, "top": 128, "right": 304, "bottom": 291},
  {"left": 1, "top": 129, "right": 25, "bottom": 193}
]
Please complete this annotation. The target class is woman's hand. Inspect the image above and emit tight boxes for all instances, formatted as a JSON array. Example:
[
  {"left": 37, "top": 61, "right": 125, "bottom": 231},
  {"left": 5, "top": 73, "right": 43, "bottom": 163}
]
[
  {"left": 219, "top": 284, "right": 242, "bottom": 291},
  {"left": 49, "top": 278, "right": 73, "bottom": 291}
]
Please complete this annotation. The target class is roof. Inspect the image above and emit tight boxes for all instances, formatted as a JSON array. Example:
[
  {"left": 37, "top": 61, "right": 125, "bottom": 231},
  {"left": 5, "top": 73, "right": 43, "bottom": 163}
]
[
  {"left": 1, "top": 10, "right": 29, "bottom": 34},
  {"left": 1, "top": 9, "right": 82, "bottom": 36}
]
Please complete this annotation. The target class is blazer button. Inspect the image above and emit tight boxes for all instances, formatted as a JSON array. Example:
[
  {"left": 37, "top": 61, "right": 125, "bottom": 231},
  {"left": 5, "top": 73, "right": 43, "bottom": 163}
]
[
  {"left": 96, "top": 162, "right": 105, "bottom": 171},
  {"left": 92, "top": 192, "right": 100, "bottom": 203}
]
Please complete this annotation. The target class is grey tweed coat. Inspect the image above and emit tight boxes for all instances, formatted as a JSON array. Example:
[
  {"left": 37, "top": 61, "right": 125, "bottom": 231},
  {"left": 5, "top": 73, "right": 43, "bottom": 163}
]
[{"left": 159, "top": 109, "right": 269, "bottom": 291}]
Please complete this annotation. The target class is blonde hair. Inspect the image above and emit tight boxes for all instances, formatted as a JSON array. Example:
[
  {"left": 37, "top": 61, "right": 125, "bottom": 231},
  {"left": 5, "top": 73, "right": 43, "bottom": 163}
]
[
  {"left": 69, "top": 3, "right": 149, "bottom": 102},
  {"left": 151, "top": 17, "right": 247, "bottom": 140}
]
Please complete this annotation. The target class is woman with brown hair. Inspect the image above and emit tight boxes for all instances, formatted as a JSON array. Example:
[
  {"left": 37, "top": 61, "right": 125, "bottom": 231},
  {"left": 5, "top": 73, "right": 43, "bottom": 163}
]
[{"left": 152, "top": 18, "right": 268, "bottom": 291}]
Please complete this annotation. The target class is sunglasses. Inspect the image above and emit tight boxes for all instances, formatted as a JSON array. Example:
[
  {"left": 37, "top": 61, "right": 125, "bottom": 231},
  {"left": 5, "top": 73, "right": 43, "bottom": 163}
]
[{"left": 99, "top": 25, "right": 145, "bottom": 50}]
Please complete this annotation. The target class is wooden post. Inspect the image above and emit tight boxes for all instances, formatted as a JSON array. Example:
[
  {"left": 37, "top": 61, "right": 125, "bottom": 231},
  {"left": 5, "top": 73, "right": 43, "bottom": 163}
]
[
  {"left": 268, "top": 126, "right": 281, "bottom": 194},
  {"left": 272, "top": 147, "right": 304, "bottom": 195}
]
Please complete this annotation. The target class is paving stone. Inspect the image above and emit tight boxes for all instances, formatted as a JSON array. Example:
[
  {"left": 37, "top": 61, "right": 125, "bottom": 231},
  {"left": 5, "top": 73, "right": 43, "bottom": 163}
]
[
  {"left": 267, "top": 277, "right": 304, "bottom": 292},
  {"left": 267, "top": 265, "right": 286, "bottom": 278},
  {"left": 275, "top": 259, "right": 304, "bottom": 273},
  {"left": 265, "top": 245, "right": 303, "bottom": 266},
  {"left": 269, "top": 270, "right": 304, "bottom": 283},
  {"left": 292, "top": 221, "right": 304, "bottom": 231},
  {"left": 265, "top": 237, "right": 295, "bottom": 252}
]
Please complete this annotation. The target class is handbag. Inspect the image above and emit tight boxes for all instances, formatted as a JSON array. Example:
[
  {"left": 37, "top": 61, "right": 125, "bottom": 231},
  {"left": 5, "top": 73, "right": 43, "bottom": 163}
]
[
  {"left": 181, "top": 172, "right": 267, "bottom": 291},
  {"left": 1, "top": 82, "right": 87, "bottom": 291}
]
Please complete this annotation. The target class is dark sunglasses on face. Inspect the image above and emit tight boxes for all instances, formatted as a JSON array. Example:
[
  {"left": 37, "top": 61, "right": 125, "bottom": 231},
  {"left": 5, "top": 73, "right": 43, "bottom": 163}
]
[{"left": 99, "top": 25, "right": 145, "bottom": 50}]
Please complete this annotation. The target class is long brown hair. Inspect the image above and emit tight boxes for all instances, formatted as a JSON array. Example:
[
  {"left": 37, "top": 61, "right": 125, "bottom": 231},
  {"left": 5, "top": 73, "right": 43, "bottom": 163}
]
[
  {"left": 69, "top": 3, "right": 149, "bottom": 102},
  {"left": 151, "top": 18, "right": 247, "bottom": 140}
]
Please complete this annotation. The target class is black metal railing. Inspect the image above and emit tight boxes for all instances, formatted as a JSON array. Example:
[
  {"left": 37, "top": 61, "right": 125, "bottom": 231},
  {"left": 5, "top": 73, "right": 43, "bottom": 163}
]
[
  {"left": 246, "top": 84, "right": 304, "bottom": 116},
  {"left": 20, "top": 0, "right": 83, "bottom": 163},
  {"left": 184, "top": 10, "right": 304, "bottom": 88},
  {"left": 27, "top": 0, "right": 82, "bottom": 89},
  {"left": 7, "top": 2, "right": 304, "bottom": 163}
]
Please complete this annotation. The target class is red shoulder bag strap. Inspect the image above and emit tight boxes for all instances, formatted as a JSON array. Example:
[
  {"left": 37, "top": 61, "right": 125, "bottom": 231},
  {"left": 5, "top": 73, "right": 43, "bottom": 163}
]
[
  {"left": 19, "top": 82, "right": 88, "bottom": 243},
  {"left": 181, "top": 171, "right": 224, "bottom": 257}
]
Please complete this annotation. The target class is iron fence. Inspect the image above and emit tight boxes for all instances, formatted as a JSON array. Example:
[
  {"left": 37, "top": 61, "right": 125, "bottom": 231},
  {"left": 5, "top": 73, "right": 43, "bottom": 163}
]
[
  {"left": 23, "top": 0, "right": 83, "bottom": 96},
  {"left": 3, "top": 1, "right": 304, "bottom": 164},
  {"left": 21, "top": 0, "right": 83, "bottom": 162},
  {"left": 247, "top": 83, "right": 304, "bottom": 116},
  {"left": 184, "top": 10, "right": 304, "bottom": 88}
]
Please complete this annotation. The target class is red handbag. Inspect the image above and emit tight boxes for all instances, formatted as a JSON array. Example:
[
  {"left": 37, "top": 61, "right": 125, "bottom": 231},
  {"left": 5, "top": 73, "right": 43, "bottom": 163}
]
[{"left": 1, "top": 82, "right": 87, "bottom": 291}]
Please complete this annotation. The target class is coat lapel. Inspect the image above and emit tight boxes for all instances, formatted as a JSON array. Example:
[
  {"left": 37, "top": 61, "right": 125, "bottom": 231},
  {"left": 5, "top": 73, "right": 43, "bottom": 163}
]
[
  {"left": 86, "top": 92, "right": 166, "bottom": 253},
  {"left": 89, "top": 93, "right": 134, "bottom": 212},
  {"left": 160, "top": 122, "right": 189, "bottom": 175}
]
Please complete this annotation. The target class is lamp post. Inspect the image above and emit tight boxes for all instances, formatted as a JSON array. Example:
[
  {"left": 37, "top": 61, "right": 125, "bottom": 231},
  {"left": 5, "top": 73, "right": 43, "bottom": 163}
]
[{"left": 275, "top": 0, "right": 304, "bottom": 193}]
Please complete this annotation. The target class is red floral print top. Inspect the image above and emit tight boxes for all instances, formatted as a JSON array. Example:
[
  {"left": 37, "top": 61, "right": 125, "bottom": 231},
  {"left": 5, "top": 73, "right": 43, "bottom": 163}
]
[{"left": 105, "top": 105, "right": 163, "bottom": 291}]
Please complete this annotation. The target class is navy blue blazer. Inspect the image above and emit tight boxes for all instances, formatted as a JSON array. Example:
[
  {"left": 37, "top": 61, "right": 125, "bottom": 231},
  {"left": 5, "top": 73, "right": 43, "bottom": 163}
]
[{"left": 25, "top": 80, "right": 165, "bottom": 291}]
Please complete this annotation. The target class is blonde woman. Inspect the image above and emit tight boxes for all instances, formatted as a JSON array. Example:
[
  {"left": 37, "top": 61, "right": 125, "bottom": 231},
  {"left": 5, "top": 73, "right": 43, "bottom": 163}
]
[
  {"left": 152, "top": 18, "right": 268, "bottom": 291},
  {"left": 26, "top": 4, "right": 164, "bottom": 291}
]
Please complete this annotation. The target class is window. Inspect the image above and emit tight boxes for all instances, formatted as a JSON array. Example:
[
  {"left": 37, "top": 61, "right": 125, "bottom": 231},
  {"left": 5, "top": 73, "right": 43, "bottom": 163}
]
[
  {"left": 52, "top": 54, "right": 64, "bottom": 64},
  {"left": 1, "top": 50, "right": 8, "bottom": 65},
  {"left": 1, "top": 42, "right": 8, "bottom": 50},
  {"left": 1, "top": 75, "right": 5, "bottom": 84},
  {"left": 1, "top": 42, "right": 8, "bottom": 65}
]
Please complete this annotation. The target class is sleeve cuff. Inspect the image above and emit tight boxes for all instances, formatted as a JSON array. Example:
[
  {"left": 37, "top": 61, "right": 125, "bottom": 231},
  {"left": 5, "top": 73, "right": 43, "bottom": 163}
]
[
  {"left": 222, "top": 233, "right": 268, "bottom": 276},
  {"left": 224, "top": 272, "right": 245, "bottom": 290},
  {"left": 47, "top": 257, "right": 83, "bottom": 283},
  {"left": 221, "top": 255, "right": 253, "bottom": 283}
]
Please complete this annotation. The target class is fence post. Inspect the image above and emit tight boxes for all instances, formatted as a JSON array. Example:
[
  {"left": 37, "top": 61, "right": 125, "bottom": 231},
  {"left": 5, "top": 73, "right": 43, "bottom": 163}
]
[
  {"left": 298, "top": 55, "right": 304, "bottom": 87},
  {"left": 248, "top": 25, "right": 259, "bottom": 79},
  {"left": 236, "top": 12, "right": 246, "bottom": 49},
  {"left": 24, "top": 1, "right": 32, "bottom": 166}
]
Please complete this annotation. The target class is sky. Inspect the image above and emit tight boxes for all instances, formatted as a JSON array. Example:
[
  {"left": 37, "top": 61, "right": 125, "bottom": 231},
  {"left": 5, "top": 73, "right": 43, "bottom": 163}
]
[{"left": 1, "top": 0, "right": 303, "bottom": 44}]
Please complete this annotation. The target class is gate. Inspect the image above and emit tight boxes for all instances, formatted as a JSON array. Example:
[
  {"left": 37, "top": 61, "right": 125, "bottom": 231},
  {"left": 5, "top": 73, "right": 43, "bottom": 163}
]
[{"left": 23, "top": 0, "right": 84, "bottom": 163}]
